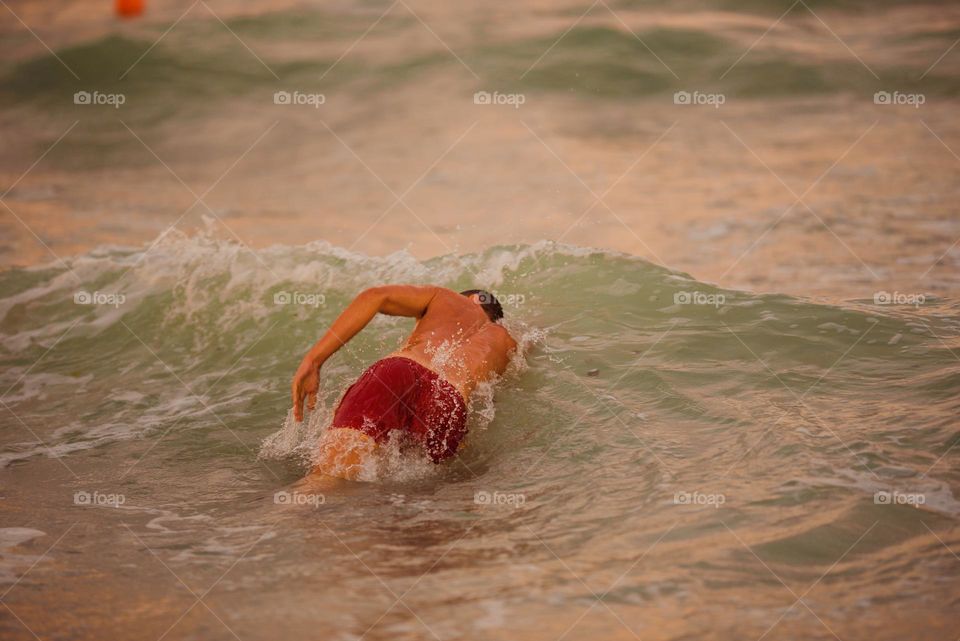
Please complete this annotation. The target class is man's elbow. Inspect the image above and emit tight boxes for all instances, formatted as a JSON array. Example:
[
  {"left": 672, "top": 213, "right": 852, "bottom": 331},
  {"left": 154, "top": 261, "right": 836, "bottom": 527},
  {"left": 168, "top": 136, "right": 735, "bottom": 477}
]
[{"left": 356, "top": 287, "right": 388, "bottom": 310}]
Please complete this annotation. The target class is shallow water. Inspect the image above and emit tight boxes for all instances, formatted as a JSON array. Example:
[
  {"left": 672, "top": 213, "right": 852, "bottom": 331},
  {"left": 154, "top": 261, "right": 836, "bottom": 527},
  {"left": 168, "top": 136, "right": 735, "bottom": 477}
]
[
  {"left": 4, "top": 0, "right": 960, "bottom": 638},
  {"left": 3, "top": 0, "right": 960, "bottom": 300},
  {"left": 1, "top": 235, "right": 958, "bottom": 640}
]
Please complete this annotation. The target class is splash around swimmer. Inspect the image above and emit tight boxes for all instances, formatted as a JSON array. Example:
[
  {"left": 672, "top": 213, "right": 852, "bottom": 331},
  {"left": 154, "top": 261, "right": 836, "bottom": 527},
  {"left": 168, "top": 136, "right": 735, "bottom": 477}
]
[{"left": 291, "top": 286, "right": 517, "bottom": 480}]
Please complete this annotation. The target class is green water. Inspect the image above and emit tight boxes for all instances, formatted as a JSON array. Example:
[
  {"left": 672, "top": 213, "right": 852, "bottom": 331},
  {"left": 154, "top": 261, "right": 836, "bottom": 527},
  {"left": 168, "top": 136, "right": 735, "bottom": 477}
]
[
  {"left": 2, "top": 1, "right": 960, "bottom": 638},
  {"left": 0, "top": 236, "right": 957, "bottom": 640}
]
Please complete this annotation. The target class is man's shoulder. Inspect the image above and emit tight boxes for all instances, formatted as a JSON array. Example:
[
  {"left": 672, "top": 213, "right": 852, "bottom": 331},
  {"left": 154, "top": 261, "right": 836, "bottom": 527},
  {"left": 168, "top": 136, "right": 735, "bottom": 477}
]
[
  {"left": 483, "top": 320, "right": 516, "bottom": 348},
  {"left": 424, "top": 287, "right": 470, "bottom": 310},
  {"left": 428, "top": 286, "right": 462, "bottom": 300}
]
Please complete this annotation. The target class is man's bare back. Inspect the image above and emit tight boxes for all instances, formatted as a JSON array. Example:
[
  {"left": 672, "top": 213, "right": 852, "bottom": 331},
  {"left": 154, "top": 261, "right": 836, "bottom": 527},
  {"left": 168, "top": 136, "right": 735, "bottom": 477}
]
[
  {"left": 388, "top": 289, "right": 515, "bottom": 398},
  {"left": 291, "top": 285, "right": 516, "bottom": 478}
]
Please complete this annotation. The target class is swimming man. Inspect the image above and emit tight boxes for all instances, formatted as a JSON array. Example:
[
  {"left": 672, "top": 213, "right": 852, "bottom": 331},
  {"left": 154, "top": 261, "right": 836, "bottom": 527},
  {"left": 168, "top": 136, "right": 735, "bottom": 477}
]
[{"left": 291, "top": 285, "right": 517, "bottom": 479}]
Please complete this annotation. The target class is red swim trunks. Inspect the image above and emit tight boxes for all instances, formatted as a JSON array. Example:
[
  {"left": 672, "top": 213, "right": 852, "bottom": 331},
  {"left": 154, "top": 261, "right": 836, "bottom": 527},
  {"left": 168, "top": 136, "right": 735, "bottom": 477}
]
[{"left": 332, "top": 356, "right": 468, "bottom": 463}]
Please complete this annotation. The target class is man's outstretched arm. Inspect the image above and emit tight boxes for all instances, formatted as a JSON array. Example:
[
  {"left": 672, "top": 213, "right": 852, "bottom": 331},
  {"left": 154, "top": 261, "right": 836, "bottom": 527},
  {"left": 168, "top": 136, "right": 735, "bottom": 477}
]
[{"left": 291, "top": 285, "right": 438, "bottom": 421}]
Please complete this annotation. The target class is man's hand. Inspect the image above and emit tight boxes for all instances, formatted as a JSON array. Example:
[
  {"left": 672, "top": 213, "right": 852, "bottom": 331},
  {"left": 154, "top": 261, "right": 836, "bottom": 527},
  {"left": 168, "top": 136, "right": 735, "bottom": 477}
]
[{"left": 291, "top": 358, "right": 319, "bottom": 422}]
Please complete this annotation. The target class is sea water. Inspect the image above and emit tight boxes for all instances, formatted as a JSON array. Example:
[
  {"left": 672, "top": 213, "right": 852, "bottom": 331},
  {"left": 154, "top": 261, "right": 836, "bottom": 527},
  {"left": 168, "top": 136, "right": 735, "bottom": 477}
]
[{"left": 1, "top": 233, "right": 958, "bottom": 640}]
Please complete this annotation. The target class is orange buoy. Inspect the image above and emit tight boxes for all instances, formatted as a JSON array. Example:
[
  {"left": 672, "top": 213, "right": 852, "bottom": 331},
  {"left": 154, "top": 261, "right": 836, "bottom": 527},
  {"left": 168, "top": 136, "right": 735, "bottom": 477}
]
[{"left": 116, "top": 0, "right": 144, "bottom": 18}]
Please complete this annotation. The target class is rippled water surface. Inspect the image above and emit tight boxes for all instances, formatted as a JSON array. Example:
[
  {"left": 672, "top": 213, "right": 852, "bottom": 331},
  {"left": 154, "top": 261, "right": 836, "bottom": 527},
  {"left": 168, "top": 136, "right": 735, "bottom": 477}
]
[
  {"left": 1, "top": 237, "right": 958, "bottom": 640},
  {"left": 3, "top": 0, "right": 960, "bottom": 638}
]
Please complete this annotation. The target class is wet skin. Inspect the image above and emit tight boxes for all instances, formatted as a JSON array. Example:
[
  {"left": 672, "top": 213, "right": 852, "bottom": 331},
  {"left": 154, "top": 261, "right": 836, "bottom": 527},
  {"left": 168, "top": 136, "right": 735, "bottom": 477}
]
[{"left": 291, "top": 285, "right": 516, "bottom": 422}]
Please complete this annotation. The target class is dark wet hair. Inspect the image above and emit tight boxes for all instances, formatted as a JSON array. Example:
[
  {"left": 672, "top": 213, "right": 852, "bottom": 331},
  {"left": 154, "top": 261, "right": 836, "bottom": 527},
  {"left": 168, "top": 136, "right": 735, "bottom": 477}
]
[{"left": 459, "top": 289, "right": 504, "bottom": 322}]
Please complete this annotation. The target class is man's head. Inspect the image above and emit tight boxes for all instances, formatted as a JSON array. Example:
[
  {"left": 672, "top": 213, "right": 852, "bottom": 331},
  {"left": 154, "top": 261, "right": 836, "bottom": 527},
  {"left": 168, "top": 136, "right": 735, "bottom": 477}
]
[{"left": 460, "top": 289, "right": 504, "bottom": 322}]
